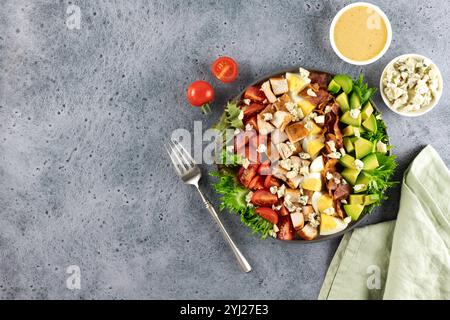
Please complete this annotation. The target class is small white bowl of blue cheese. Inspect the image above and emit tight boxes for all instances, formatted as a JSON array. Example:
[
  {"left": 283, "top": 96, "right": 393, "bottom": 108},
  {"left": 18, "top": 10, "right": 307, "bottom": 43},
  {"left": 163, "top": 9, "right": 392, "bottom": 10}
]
[{"left": 380, "top": 54, "right": 443, "bottom": 117}]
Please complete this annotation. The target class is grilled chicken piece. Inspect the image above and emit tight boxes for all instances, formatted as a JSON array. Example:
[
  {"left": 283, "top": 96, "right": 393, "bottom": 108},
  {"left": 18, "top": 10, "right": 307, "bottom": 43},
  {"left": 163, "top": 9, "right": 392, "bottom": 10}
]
[
  {"left": 267, "top": 140, "right": 280, "bottom": 161},
  {"left": 300, "top": 159, "right": 311, "bottom": 168},
  {"left": 276, "top": 142, "right": 294, "bottom": 160},
  {"left": 302, "top": 190, "right": 314, "bottom": 205},
  {"left": 285, "top": 188, "right": 301, "bottom": 201},
  {"left": 285, "top": 122, "right": 308, "bottom": 143},
  {"left": 271, "top": 111, "right": 292, "bottom": 131},
  {"left": 270, "top": 77, "right": 289, "bottom": 95},
  {"left": 257, "top": 114, "right": 275, "bottom": 135},
  {"left": 290, "top": 156, "right": 302, "bottom": 169},
  {"left": 273, "top": 94, "right": 291, "bottom": 112},
  {"left": 261, "top": 81, "right": 277, "bottom": 103},
  {"left": 301, "top": 205, "right": 314, "bottom": 220},
  {"left": 297, "top": 223, "right": 318, "bottom": 241},
  {"left": 272, "top": 165, "right": 288, "bottom": 181},
  {"left": 271, "top": 128, "right": 288, "bottom": 144},
  {"left": 290, "top": 142, "right": 303, "bottom": 154},
  {"left": 287, "top": 175, "right": 303, "bottom": 189},
  {"left": 261, "top": 104, "right": 277, "bottom": 114},
  {"left": 290, "top": 211, "right": 304, "bottom": 231}
]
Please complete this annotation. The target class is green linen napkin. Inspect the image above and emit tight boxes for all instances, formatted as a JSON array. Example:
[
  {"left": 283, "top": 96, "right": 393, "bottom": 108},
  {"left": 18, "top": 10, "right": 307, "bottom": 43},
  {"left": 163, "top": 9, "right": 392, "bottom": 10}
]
[{"left": 319, "top": 145, "right": 450, "bottom": 300}]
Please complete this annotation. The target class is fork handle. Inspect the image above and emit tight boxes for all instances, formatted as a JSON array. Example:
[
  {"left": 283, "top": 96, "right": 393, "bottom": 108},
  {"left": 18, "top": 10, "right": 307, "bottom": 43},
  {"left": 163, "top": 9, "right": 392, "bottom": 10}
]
[{"left": 196, "top": 187, "right": 252, "bottom": 273}]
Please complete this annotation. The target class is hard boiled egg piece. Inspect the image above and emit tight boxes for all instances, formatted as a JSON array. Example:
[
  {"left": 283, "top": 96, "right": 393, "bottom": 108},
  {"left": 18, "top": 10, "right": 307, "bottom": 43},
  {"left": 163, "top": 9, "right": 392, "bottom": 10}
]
[
  {"left": 302, "top": 136, "right": 325, "bottom": 159},
  {"left": 311, "top": 191, "right": 322, "bottom": 213},
  {"left": 310, "top": 156, "right": 324, "bottom": 173},
  {"left": 301, "top": 172, "right": 322, "bottom": 192},
  {"left": 320, "top": 214, "right": 348, "bottom": 236},
  {"left": 312, "top": 191, "right": 333, "bottom": 214}
]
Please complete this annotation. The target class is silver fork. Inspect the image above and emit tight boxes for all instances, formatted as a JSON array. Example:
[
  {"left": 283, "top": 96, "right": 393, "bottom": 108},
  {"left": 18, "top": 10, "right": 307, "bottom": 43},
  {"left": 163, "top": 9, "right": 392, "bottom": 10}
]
[{"left": 165, "top": 139, "right": 252, "bottom": 273}]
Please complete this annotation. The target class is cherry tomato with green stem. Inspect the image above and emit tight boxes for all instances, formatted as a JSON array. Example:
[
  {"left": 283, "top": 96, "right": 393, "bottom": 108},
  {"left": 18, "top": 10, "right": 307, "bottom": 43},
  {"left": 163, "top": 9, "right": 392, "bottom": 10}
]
[{"left": 186, "top": 80, "right": 215, "bottom": 114}]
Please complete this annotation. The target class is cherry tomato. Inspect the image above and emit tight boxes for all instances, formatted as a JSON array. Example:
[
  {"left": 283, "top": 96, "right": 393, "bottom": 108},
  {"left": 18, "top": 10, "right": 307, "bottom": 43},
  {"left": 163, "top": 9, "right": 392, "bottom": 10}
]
[
  {"left": 211, "top": 56, "right": 239, "bottom": 83},
  {"left": 187, "top": 80, "right": 215, "bottom": 114}
]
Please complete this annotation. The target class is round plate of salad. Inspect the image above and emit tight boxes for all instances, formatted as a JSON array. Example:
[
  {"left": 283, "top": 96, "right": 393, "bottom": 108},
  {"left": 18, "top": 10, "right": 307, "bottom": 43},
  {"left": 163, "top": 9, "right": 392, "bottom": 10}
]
[{"left": 211, "top": 67, "right": 396, "bottom": 242}]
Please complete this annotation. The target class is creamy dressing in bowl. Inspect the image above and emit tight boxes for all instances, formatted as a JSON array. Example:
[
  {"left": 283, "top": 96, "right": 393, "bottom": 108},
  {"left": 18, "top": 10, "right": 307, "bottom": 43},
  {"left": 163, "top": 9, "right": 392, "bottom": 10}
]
[{"left": 330, "top": 2, "right": 392, "bottom": 65}]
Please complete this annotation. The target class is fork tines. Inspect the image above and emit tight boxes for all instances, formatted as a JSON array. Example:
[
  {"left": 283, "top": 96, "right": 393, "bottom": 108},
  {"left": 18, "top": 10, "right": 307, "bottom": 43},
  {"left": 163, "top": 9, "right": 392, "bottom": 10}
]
[{"left": 165, "top": 140, "right": 195, "bottom": 175}]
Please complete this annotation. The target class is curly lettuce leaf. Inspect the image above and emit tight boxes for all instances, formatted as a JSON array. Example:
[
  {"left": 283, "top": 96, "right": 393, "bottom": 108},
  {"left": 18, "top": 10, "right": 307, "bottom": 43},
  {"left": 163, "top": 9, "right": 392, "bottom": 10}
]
[
  {"left": 226, "top": 102, "right": 244, "bottom": 129},
  {"left": 362, "top": 152, "right": 398, "bottom": 214},
  {"left": 219, "top": 149, "right": 243, "bottom": 167},
  {"left": 212, "top": 101, "right": 243, "bottom": 132},
  {"left": 210, "top": 170, "right": 273, "bottom": 239}
]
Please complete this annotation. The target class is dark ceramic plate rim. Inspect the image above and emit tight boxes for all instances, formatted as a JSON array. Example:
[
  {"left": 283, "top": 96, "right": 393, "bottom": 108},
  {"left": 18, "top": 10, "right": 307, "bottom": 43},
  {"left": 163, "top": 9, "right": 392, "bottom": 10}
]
[{"left": 217, "top": 67, "right": 389, "bottom": 243}]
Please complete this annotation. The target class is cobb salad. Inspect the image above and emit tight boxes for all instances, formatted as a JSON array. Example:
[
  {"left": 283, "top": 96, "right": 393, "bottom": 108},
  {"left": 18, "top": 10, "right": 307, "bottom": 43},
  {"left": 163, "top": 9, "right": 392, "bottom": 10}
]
[{"left": 212, "top": 68, "right": 396, "bottom": 241}]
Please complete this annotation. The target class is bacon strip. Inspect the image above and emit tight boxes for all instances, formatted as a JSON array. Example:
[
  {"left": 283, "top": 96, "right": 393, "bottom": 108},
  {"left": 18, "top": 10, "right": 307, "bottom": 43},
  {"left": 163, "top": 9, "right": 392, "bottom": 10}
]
[
  {"left": 309, "top": 72, "right": 331, "bottom": 89},
  {"left": 334, "top": 183, "right": 351, "bottom": 201},
  {"left": 301, "top": 88, "right": 332, "bottom": 107}
]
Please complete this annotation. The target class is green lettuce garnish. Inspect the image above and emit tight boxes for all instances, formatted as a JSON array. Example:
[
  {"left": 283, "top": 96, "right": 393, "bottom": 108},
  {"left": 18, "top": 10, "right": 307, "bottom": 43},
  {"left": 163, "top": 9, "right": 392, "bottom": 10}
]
[
  {"left": 362, "top": 152, "right": 398, "bottom": 215},
  {"left": 353, "top": 73, "right": 377, "bottom": 106},
  {"left": 212, "top": 101, "right": 243, "bottom": 132},
  {"left": 210, "top": 169, "right": 273, "bottom": 239}
]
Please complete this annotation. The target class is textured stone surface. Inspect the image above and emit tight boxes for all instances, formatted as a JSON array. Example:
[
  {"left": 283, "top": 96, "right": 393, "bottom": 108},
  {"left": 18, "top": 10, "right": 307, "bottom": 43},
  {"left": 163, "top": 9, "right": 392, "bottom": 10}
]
[{"left": 0, "top": 0, "right": 449, "bottom": 299}]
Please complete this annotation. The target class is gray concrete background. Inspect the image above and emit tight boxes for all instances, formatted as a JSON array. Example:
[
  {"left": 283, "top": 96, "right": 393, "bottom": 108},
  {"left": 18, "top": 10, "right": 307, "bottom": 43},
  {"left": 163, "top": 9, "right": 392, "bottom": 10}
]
[{"left": 0, "top": 0, "right": 449, "bottom": 299}]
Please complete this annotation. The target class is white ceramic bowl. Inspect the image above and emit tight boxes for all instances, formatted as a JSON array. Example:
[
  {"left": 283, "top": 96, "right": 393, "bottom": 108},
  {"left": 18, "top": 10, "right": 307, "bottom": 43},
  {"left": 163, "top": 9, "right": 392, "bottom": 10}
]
[
  {"left": 330, "top": 2, "right": 392, "bottom": 65},
  {"left": 380, "top": 54, "right": 444, "bottom": 117}
]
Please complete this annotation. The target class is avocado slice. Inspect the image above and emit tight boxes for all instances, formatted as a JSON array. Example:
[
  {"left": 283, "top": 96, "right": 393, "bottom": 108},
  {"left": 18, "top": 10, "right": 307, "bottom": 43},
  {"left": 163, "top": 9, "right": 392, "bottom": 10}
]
[
  {"left": 343, "top": 126, "right": 355, "bottom": 137},
  {"left": 343, "top": 137, "right": 355, "bottom": 153},
  {"left": 343, "top": 126, "right": 365, "bottom": 137},
  {"left": 364, "top": 194, "right": 380, "bottom": 205},
  {"left": 354, "top": 172, "right": 371, "bottom": 193},
  {"left": 350, "top": 92, "right": 361, "bottom": 109},
  {"left": 354, "top": 138, "right": 373, "bottom": 159},
  {"left": 362, "top": 114, "right": 377, "bottom": 133},
  {"left": 349, "top": 194, "right": 366, "bottom": 205},
  {"left": 336, "top": 92, "right": 350, "bottom": 113},
  {"left": 341, "top": 111, "right": 362, "bottom": 127},
  {"left": 340, "top": 154, "right": 357, "bottom": 170},
  {"left": 361, "top": 102, "right": 374, "bottom": 120},
  {"left": 362, "top": 153, "right": 379, "bottom": 171},
  {"left": 328, "top": 79, "right": 341, "bottom": 94},
  {"left": 333, "top": 74, "right": 353, "bottom": 94},
  {"left": 341, "top": 168, "right": 360, "bottom": 185},
  {"left": 344, "top": 204, "right": 365, "bottom": 221}
]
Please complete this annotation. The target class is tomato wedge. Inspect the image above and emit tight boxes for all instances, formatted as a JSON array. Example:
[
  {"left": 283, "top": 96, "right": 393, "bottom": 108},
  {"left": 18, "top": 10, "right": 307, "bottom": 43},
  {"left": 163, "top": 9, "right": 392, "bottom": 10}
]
[
  {"left": 258, "top": 161, "right": 272, "bottom": 176},
  {"left": 255, "top": 207, "right": 279, "bottom": 225},
  {"left": 251, "top": 190, "right": 278, "bottom": 207},
  {"left": 238, "top": 165, "right": 258, "bottom": 187},
  {"left": 248, "top": 175, "right": 265, "bottom": 191},
  {"left": 278, "top": 204, "right": 289, "bottom": 217},
  {"left": 244, "top": 86, "right": 266, "bottom": 103},
  {"left": 264, "top": 175, "right": 281, "bottom": 189},
  {"left": 243, "top": 103, "right": 265, "bottom": 119},
  {"left": 277, "top": 216, "right": 295, "bottom": 240},
  {"left": 211, "top": 56, "right": 238, "bottom": 83},
  {"left": 245, "top": 116, "right": 258, "bottom": 132}
]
